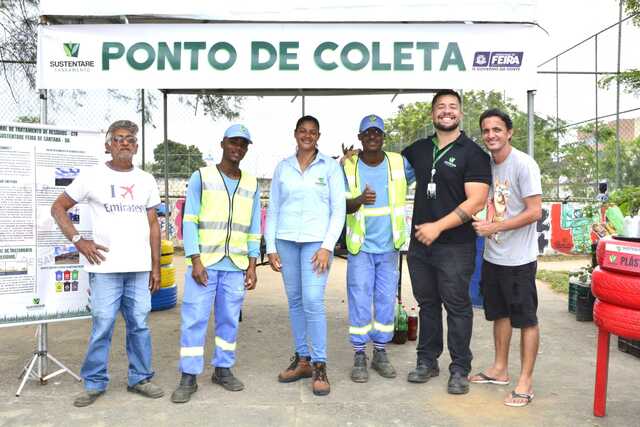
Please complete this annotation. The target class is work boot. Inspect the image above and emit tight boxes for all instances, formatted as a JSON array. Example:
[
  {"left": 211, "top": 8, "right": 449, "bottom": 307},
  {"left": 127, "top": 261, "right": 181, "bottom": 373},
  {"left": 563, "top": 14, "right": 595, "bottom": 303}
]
[
  {"left": 170, "top": 373, "right": 198, "bottom": 403},
  {"left": 350, "top": 351, "right": 369, "bottom": 383},
  {"left": 407, "top": 360, "right": 439, "bottom": 383},
  {"left": 277, "top": 353, "right": 313, "bottom": 383},
  {"left": 312, "top": 362, "right": 330, "bottom": 396},
  {"left": 73, "top": 389, "right": 105, "bottom": 407},
  {"left": 127, "top": 379, "right": 165, "bottom": 398},
  {"left": 212, "top": 367, "right": 244, "bottom": 392},
  {"left": 447, "top": 372, "right": 470, "bottom": 395},
  {"left": 371, "top": 348, "right": 397, "bottom": 378}
]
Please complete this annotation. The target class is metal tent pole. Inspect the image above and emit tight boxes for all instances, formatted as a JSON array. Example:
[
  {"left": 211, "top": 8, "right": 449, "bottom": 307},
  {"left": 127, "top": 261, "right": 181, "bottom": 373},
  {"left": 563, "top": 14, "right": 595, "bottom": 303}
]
[
  {"left": 141, "top": 89, "right": 146, "bottom": 170},
  {"left": 615, "top": 0, "right": 622, "bottom": 189},
  {"left": 527, "top": 90, "right": 535, "bottom": 158},
  {"left": 163, "top": 91, "right": 170, "bottom": 239}
]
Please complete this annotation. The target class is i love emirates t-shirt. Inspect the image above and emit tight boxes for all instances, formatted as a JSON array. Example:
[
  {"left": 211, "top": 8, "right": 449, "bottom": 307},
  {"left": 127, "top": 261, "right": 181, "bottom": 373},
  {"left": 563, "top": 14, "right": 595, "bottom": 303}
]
[{"left": 65, "top": 163, "right": 160, "bottom": 273}]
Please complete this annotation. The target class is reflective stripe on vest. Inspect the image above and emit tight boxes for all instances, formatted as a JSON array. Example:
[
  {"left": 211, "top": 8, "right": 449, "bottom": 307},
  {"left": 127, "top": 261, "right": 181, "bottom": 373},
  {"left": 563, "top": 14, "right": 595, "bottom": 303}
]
[
  {"left": 344, "top": 151, "right": 407, "bottom": 255},
  {"left": 186, "top": 166, "right": 258, "bottom": 270}
]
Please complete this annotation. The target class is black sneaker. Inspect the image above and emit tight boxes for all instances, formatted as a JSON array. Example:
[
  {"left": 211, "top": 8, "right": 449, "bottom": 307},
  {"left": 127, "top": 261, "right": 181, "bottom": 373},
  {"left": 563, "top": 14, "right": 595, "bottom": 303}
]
[
  {"left": 407, "top": 361, "right": 440, "bottom": 383},
  {"left": 212, "top": 367, "right": 244, "bottom": 392},
  {"left": 171, "top": 373, "right": 198, "bottom": 403},
  {"left": 447, "top": 372, "right": 470, "bottom": 395},
  {"left": 350, "top": 351, "right": 369, "bottom": 383}
]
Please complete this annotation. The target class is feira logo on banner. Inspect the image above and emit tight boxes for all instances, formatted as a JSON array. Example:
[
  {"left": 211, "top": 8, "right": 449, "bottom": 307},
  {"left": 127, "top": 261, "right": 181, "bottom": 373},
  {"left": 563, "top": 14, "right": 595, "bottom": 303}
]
[
  {"left": 38, "top": 24, "right": 540, "bottom": 89},
  {"left": 472, "top": 51, "right": 524, "bottom": 71}
]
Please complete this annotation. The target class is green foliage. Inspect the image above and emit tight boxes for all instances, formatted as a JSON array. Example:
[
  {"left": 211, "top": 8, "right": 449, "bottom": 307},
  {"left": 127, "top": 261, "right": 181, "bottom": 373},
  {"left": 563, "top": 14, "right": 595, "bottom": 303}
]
[
  {"left": 609, "top": 185, "right": 640, "bottom": 215},
  {"left": 383, "top": 90, "right": 561, "bottom": 195},
  {"left": 15, "top": 115, "right": 39, "bottom": 123},
  {"left": 598, "top": 2, "right": 640, "bottom": 93},
  {"left": 537, "top": 269, "right": 570, "bottom": 294},
  {"left": 623, "top": 0, "right": 640, "bottom": 25},
  {"left": 559, "top": 123, "right": 640, "bottom": 197},
  {"left": 151, "top": 140, "right": 206, "bottom": 178}
]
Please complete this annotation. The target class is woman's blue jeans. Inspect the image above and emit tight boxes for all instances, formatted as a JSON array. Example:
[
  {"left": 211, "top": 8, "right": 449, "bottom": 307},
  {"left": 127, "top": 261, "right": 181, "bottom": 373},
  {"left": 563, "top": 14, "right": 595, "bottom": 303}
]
[{"left": 276, "top": 239, "right": 331, "bottom": 363}]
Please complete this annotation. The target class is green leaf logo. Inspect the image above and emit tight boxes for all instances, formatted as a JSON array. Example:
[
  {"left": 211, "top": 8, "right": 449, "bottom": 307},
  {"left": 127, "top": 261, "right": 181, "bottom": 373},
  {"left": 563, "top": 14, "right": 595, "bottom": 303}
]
[
  {"left": 369, "top": 115, "right": 378, "bottom": 122},
  {"left": 32, "top": 298, "right": 40, "bottom": 305},
  {"left": 63, "top": 43, "right": 80, "bottom": 58},
  {"left": 449, "top": 157, "right": 456, "bottom": 164},
  {"left": 609, "top": 255, "right": 617, "bottom": 263}
]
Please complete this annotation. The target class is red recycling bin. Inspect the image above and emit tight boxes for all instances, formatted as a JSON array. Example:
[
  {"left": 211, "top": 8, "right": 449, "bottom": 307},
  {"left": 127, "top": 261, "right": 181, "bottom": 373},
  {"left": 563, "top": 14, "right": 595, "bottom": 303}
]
[{"left": 591, "top": 236, "right": 640, "bottom": 417}]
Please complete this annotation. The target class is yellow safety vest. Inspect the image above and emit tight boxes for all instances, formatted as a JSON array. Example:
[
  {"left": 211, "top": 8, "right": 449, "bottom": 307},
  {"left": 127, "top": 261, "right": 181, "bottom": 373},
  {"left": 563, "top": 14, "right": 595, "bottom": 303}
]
[
  {"left": 184, "top": 166, "right": 260, "bottom": 270},
  {"left": 344, "top": 151, "right": 407, "bottom": 255}
]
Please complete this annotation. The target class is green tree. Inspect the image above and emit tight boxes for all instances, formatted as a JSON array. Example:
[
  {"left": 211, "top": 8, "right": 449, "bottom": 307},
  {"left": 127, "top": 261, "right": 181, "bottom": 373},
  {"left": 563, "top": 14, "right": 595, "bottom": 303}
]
[
  {"left": 559, "top": 123, "right": 640, "bottom": 197},
  {"left": 599, "top": 1, "right": 640, "bottom": 93},
  {"left": 383, "top": 90, "right": 561, "bottom": 196},
  {"left": 0, "top": 1, "right": 244, "bottom": 121},
  {"left": 151, "top": 140, "right": 206, "bottom": 178},
  {"left": 16, "top": 115, "right": 39, "bottom": 123}
]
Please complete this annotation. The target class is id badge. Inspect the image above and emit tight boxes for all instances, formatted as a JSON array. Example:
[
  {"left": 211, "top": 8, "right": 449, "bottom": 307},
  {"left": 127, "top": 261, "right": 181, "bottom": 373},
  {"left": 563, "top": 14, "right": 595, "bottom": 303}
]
[{"left": 427, "top": 182, "right": 437, "bottom": 199}]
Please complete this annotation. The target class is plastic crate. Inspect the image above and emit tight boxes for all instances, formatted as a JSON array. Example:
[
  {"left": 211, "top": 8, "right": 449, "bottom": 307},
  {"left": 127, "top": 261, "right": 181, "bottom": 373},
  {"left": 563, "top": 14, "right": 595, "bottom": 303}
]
[
  {"left": 575, "top": 283, "right": 594, "bottom": 322},
  {"left": 568, "top": 279, "right": 578, "bottom": 314},
  {"left": 618, "top": 337, "right": 640, "bottom": 359}
]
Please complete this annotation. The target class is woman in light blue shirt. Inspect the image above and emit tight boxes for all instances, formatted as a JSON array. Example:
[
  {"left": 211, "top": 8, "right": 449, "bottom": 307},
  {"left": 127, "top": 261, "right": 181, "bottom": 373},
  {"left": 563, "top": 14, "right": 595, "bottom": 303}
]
[{"left": 266, "top": 115, "right": 346, "bottom": 397}]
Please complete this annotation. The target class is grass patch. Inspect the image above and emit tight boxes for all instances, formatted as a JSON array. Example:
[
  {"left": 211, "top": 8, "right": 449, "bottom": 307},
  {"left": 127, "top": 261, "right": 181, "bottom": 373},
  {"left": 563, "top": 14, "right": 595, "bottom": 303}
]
[
  {"left": 537, "top": 269, "right": 569, "bottom": 294},
  {"left": 538, "top": 254, "right": 590, "bottom": 263}
]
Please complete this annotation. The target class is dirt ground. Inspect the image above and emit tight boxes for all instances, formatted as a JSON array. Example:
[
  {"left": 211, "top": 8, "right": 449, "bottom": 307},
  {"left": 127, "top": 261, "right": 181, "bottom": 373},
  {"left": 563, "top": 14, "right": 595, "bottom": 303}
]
[{"left": 1, "top": 255, "right": 638, "bottom": 427}]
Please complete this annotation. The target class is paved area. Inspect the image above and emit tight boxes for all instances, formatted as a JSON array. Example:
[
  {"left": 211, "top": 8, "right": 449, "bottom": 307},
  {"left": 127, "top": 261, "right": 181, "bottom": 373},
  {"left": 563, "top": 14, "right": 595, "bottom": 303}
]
[{"left": 0, "top": 256, "right": 638, "bottom": 426}]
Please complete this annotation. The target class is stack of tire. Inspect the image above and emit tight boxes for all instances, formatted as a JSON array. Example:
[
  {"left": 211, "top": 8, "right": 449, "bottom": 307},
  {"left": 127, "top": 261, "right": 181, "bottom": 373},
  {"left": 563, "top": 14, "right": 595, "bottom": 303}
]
[
  {"left": 593, "top": 236, "right": 640, "bottom": 340},
  {"left": 591, "top": 235, "right": 640, "bottom": 416},
  {"left": 151, "top": 240, "right": 177, "bottom": 311}
]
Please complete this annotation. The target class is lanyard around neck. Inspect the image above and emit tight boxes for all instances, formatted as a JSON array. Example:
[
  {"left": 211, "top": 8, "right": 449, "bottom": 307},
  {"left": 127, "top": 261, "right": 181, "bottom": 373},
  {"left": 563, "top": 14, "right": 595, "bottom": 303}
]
[{"left": 430, "top": 139, "right": 454, "bottom": 182}]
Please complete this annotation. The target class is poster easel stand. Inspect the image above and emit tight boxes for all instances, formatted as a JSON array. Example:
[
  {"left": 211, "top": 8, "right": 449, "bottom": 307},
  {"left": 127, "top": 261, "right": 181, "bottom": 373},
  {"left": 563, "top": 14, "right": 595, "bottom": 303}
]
[{"left": 16, "top": 323, "right": 81, "bottom": 396}]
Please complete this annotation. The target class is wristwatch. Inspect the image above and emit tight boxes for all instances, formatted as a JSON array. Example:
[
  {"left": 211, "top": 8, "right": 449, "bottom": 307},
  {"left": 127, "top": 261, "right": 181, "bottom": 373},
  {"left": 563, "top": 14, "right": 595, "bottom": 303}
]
[{"left": 71, "top": 234, "right": 82, "bottom": 244}]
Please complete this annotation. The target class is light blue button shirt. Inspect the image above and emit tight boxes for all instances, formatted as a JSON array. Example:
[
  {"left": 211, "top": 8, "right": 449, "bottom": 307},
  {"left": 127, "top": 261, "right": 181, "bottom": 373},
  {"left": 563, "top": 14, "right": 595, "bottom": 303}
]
[{"left": 266, "top": 151, "right": 346, "bottom": 253}]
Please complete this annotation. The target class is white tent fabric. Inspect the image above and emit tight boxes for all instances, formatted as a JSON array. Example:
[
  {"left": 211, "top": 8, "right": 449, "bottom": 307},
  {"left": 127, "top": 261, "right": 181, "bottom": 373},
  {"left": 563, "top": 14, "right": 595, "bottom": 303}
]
[{"left": 40, "top": 0, "right": 538, "bottom": 24}]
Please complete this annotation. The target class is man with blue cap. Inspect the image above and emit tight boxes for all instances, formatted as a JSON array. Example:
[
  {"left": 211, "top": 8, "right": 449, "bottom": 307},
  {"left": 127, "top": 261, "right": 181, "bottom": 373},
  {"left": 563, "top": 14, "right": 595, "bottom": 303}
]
[
  {"left": 171, "top": 124, "right": 261, "bottom": 403},
  {"left": 343, "top": 114, "right": 415, "bottom": 382}
]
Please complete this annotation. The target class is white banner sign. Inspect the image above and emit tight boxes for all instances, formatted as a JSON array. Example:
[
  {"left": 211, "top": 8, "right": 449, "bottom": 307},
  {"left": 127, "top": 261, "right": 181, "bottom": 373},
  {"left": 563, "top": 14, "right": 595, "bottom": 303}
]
[
  {"left": 0, "top": 123, "right": 102, "bottom": 327},
  {"left": 38, "top": 23, "right": 542, "bottom": 90}
]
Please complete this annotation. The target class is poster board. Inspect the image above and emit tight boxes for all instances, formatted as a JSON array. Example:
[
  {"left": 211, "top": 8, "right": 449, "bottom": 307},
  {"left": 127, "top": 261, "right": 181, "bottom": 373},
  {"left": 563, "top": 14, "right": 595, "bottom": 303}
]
[{"left": 0, "top": 122, "right": 102, "bottom": 327}]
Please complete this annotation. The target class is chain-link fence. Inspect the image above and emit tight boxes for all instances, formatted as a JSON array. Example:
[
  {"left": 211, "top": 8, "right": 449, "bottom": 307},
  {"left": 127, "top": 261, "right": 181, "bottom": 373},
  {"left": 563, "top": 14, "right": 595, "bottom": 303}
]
[
  {"left": 2, "top": 10, "right": 639, "bottom": 204},
  {"left": 537, "top": 9, "right": 640, "bottom": 199}
]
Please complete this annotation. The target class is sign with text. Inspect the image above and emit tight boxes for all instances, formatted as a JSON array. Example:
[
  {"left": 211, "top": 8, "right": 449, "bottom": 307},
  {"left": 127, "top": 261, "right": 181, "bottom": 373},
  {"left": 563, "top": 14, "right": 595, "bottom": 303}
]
[
  {"left": 38, "top": 23, "right": 541, "bottom": 90},
  {"left": 0, "top": 123, "right": 102, "bottom": 328}
]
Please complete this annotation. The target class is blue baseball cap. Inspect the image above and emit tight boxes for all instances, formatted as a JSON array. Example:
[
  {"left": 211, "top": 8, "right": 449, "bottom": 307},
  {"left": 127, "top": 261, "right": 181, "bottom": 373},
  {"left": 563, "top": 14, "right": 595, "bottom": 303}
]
[
  {"left": 224, "top": 124, "right": 252, "bottom": 143},
  {"left": 359, "top": 114, "right": 384, "bottom": 133}
]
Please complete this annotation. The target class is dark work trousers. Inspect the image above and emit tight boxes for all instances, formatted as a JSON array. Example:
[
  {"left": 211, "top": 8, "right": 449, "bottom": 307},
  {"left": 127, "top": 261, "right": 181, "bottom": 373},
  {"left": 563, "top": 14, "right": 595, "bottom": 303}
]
[{"left": 407, "top": 240, "right": 476, "bottom": 375}]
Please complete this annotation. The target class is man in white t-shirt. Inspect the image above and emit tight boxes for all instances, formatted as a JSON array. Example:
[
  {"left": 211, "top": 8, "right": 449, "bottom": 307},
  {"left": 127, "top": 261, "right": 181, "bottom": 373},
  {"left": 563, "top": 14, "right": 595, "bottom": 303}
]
[
  {"left": 51, "top": 120, "right": 164, "bottom": 407},
  {"left": 470, "top": 109, "right": 542, "bottom": 408}
]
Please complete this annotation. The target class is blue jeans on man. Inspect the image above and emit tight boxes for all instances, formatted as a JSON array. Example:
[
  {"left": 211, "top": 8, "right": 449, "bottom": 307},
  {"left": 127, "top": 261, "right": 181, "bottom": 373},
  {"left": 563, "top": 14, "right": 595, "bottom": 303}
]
[{"left": 80, "top": 272, "right": 154, "bottom": 391}]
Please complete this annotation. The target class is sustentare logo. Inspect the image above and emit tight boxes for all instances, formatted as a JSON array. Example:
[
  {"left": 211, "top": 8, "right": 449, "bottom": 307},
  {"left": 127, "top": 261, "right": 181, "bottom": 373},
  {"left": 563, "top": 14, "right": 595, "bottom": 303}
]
[
  {"left": 49, "top": 42, "right": 95, "bottom": 72},
  {"left": 63, "top": 43, "right": 80, "bottom": 58}
]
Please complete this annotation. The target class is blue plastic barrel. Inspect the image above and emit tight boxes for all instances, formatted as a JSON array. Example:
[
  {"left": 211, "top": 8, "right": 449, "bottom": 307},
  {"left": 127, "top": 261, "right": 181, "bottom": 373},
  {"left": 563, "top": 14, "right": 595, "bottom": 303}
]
[
  {"left": 151, "top": 284, "right": 177, "bottom": 311},
  {"left": 468, "top": 236, "right": 484, "bottom": 308}
]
